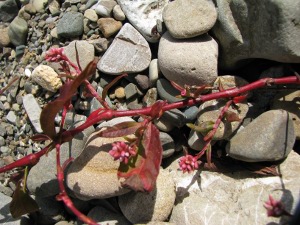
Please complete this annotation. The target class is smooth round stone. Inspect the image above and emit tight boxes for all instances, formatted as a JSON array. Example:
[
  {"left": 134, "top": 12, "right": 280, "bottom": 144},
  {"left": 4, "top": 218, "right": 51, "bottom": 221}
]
[
  {"left": 163, "top": 0, "right": 217, "bottom": 39},
  {"left": 97, "top": 17, "right": 122, "bottom": 38},
  {"left": 182, "top": 106, "right": 199, "bottom": 123},
  {"left": 8, "top": 16, "right": 29, "bottom": 46},
  {"left": 149, "top": 58, "right": 160, "bottom": 87},
  {"left": 156, "top": 78, "right": 181, "bottom": 103},
  {"left": 158, "top": 32, "right": 218, "bottom": 87},
  {"left": 161, "top": 108, "right": 186, "bottom": 128},
  {"left": 93, "top": 0, "right": 117, "bottom": 17},
  {"left": 113, "top": 4, "right": 126, "bottom": 21},
  {"left": 84, "top": 8, "right": 98, "bottom": 22},
  {"left": 57, "top": 12, "right": 84, "bottom": 38}
]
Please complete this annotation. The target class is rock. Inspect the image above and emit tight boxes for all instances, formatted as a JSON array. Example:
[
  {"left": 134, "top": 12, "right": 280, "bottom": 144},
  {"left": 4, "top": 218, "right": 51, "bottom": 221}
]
[
  {"left": 31, "top": 0, "right": 48, "bottom": 13},
  {"left": 57, "top": 12, "right": 84, "bottom": 38},
  {"left": 63, "top": 40, "right": 95, "bottom": 74},
  {"left": 84, "top": 9, "right": 98, "bottom": 22},
  {"left": 149, "top": 58, "right": 160, "bottom": 87},
  {"left": 143, "top": 87, "right": 158, "bottom": 107},
  {"left": 8, "top": 16, "right": 29, "bottom": 46},
  {"left": 161, "top": 108, "right": 186, "bottom": 128},
  {"left": 114, "top": 86, "right": 125, "bottom": 99},
  {"left": 134, "top": 74, "right": 149, "bottom": 91},
  {"left": 271, "top": 90, "right": 300, "bottom": 140},
  {"left": 66, "top": 129, "right": 131, "bottom": 200},
  {"left": 226, "top": 110, "right": 295, "bottom": 162},
  {"left": 188, "top": 130, "right": 208, "bottom": 151},
  {"left": 97, "top": 17, "right": 122, "bottom": 38},
  {"left": 158, "top": 32, "right": 218, "bottom": 87},
  {"left": 160, "top": 132, "right": 175, "bottom": 158},
  {"left": 0, "top": 26, "right": 11, "bottom": 47},
  {"left": 118, "top": 169, "right": 176, "bottom": 224},
  {"left": 78, "top": 206, "right": 131, "bottom": 225},
  {"left": 0, "top": 0, "right": 19, "bottom": 22},
  {"left": 22, "top": 94, "right": 43, "bottom": 133},
  {"left": 212, "top": 0, "right": 300, "bottom": 69},
  {"left": 97, "top": 23, "right": 151, "bottom": 75},
  {"left": 92, "top": 0, "right": 117, "bottom": 17},
  {"left": 117, "top": 0, "right": 169, "bottom": 42},
  {"left": 156, "top": 78, "right": 181, "bottom": 103},
  {"left": 182, "top": 105, "right": 199, "bottom": 123},
  {"left": 0, "top": 192, "right": 22, "bottom": 225},
  {"left": 6, "top": 111, "right": 17, "bottom": 125},
  {"left": 163, "top": 0, "right": 217, "bottom": 39},
  {"left": 97, "top": 116, "right": 135, "bottom": 129},
  {"left": 31, "top": 65, "right": 62, "bottom": 92},
  {"left": 48, "top": 0, "right": 60, "bottom": 16},
  {"left": 113, "top": 4, "right": 125, "bottom": 21},
  {"left": 168, "top": 150, "right": 300, "bottom": 225},
  {"left": 27, "top": 115, "right": 95, "bottom": 197}
]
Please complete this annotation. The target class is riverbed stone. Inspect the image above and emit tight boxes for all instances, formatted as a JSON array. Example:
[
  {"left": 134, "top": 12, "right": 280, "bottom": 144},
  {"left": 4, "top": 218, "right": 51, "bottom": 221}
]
[
  {"left": 226, "top": 110, "right": 295, "bottom": 162},
  {"left": 158, "top": 32, "right": 218, "bottom": 87},
  {"left": 57, "top": 12, "right": 84, "bottom": 38},
  {"left": 8, "top": 16, "right": 29, "bottom": 46}
]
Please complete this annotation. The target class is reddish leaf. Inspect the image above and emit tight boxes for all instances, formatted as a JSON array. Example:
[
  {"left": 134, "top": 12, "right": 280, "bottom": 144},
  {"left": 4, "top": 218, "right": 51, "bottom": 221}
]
[
  {"left": 118, "top": 122, "right": 162, "bottom": 192},
  {"left": 149, "top": 100, "right": 167, "bottom": 119},
  {"left": 99, "top": 121, "right": 142, "bottom": 138},
  {"left": 10, "top": 181, "right": 39, "bottom": 218},
  {"left": 31, "top": 134, "right": 51, "bottom": 142},
  {"left": 40, "top": 60, "right": 96, "bottom": 139}
]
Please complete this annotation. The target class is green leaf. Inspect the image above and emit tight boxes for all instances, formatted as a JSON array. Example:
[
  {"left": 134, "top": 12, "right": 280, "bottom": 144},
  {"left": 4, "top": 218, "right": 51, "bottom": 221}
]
[
  {"left": 186, "top": 121, "right": 214, "bottom": 135},
  {"left": 10, "top": 182, "right": 39, "bottom": 218}
]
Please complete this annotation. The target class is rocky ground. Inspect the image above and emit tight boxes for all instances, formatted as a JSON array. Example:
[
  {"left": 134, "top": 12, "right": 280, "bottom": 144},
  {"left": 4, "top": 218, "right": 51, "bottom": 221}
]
[{"left": 0, "top": 0, "right": 300, "bottom": 225}]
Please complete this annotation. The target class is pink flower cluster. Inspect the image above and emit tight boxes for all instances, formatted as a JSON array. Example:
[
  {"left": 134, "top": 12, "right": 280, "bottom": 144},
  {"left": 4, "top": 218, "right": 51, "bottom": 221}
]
[
  {"left": 179, "top": 154, "right": 199, "bottom": 173},
  {"left": 45, "top": 48, "right": 67, "bottom": 62},
  {"left": 264, "top": 195, "right": 290, "bottom": 217},
  {"left": 109, "top": 141, "right": 136, "bottom": 164}
]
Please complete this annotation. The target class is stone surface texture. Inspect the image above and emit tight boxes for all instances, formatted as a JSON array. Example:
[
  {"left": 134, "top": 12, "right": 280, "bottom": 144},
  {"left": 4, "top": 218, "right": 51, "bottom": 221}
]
[
  {"left": 31, "top": 65, "right": 62, "bottom": 92},
  {"left": 158, "top": 32, "right": 218, "bottom": 87},
  {"left": 212, "top": 0, "right": 300, "bottom": 69},
  {"left": 226, "top": 110, "right": 295, "bottom": 162},
  {"left": 163, "top": 0, "right": 217, "bottom": 39},
  {"left": 66, "top": 130, "right": 132, "bottom": 200},
  {"left": 118, "top": 169, "right": 176, "bottom": 224},
  {"left": 168, "top": 150, "right": 300, "bottom": 225},
  {"left": 98, "top": 23, "right": 151, "bottom": 74},
  {"left": 117, "top": 0, "right": 168, "bottom": 42}
]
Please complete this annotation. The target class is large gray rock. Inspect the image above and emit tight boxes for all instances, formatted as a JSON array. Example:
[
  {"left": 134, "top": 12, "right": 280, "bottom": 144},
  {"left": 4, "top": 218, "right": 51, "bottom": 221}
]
[
  {"left": 158, "top": 32, "right": 218, "bottom": 87},
  {"left": 163, "top": 0, "right": 217, "bottom": 39},
  {"left": 168, "top": 150, "right": 300, "bottom": 225},
  {"left": 212, "top": 0, "right": 300, "bottom": 69},
  {"left": 22, "top": 94, "right": 43, "bottom": 133},
  {"left": 8, "top": 16, "right": 28, "bottom": 46},
  {"left": 0, "top": 0, "right": 19, "bottom": 22},
  {"left": 117, "top": 0, "right": 168, "bottom": 42},
  {"left": 57, "top": 12, "right": 84, "bottom": 38},
  {"left": 97, "top": 23, "right": 151, "bottom": 75},
  {"left": 226, "top": 110, "right": 295, "bottom": 162}
]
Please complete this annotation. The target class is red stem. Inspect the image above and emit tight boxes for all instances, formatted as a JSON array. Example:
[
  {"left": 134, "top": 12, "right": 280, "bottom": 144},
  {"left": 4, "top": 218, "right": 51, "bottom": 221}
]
[{"left": 55, "top": 144, "right": 99, "bottom": 225}]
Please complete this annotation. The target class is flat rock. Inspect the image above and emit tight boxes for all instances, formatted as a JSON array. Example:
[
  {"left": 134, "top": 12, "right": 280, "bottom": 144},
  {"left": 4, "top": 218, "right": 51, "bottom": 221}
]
[
  {"left": 22, "top": 94, "right": 43, "bottom": 133},
  {"left": 117, "top": 0, "right": 168, "bottom": 42},
  {"left": 63, "top": 40, "right": 95, "bottom": 74},
  {"left": 0, "top": 26, "right": 11, "bottom": 47},
  {"left": 118, "top": 169, "right": 176, "bottom": 224},
  {"left": 226, "top": 110, "right": 295, "bottom": 162},
  {"left": 31, "top": 65, "right": 62, "bottom": 92},
  {"left": 97, "top": 23, "right": 151, "bottom": 75},
  {"left": 97, "top": 17, "right": 122, "bottom": 38},
  {"left": 66, "top": 129, "right": 131, "bottom": 200},
  {"left": 8, "top": 16, "right": 29, "bottom": 46},
  {"left": 168, "top": 150, "right": 300, "bottom": 225},
  {"left": 158, "top": 32, "right": 218, "bottom": 87},
  {"left": 212, "top": 0, "right": 300, "bottom": 69},
  {"left": 163, "top": 0, "right": 217, "bottom": 39},
  {"left": 57, "top": 12, "right": 84, "bottom": 38}
]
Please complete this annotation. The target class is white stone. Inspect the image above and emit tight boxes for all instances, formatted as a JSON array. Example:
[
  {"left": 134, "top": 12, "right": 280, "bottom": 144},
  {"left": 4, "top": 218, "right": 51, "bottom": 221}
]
[
  {"left": 22, "top": 94, "right": 43, "bottom": 133},
  {"left": 84, "top": 9, "right": 98, "bottom": 22},
  {"left": 97, "top": 23, "right": 151, "bottom": 75},
  {"left": 168, "top": 150, "right": 300, "bottom": 225},
  {"left": 31, "top": 65, "right": 62, "bottom": 92},
  {"left": 116, "top": 0, "right": 169, "bottom": 42}
]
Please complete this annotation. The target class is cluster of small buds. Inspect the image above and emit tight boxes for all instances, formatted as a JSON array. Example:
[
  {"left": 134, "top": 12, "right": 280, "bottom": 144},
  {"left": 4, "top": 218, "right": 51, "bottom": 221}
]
[
  {"left": 179, "top": 154, "right": 199, "bottom": 173},
  {"left": 264, "top": 195, "right": 291, "bottom": 217},
  {"left": 109, "top": 141, "right": 137, "bottom": 164},
  {"left": 45, "top": 48, "right": 67, "bottom": 62}
]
